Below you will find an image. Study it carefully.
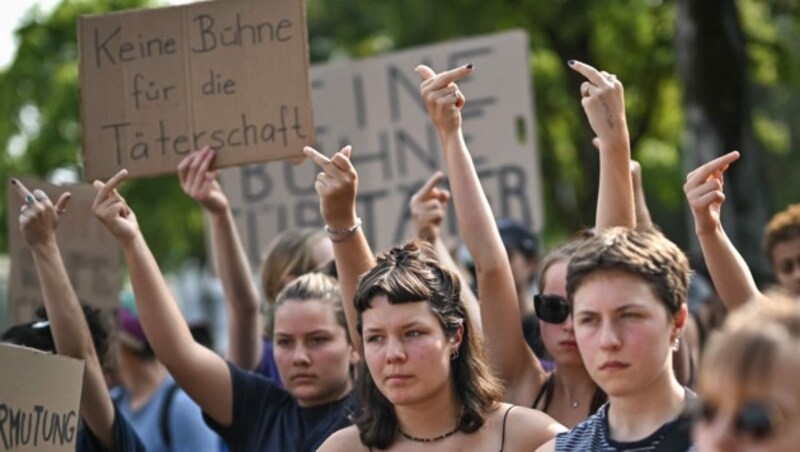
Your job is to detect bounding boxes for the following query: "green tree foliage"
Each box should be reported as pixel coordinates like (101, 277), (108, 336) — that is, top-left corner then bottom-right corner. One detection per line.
(0, 0), (205, 269)
(1, 0), (798, 275)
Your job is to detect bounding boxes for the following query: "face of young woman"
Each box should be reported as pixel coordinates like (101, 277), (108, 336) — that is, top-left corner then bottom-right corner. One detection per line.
(771, 237), (800, 297)
(361, 295), (458, 407)
(273, 300), (356, 407)
(695, 354), (800, 452)
(539, 260), (583, 366)
(571, 269), (682, 398)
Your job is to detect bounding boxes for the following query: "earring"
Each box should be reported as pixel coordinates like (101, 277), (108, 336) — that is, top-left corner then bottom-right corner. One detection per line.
(450, 349), (460, 361)
(672, 338), (681, 352)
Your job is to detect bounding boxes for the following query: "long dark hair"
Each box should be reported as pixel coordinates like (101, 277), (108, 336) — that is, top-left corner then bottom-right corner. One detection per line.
(352, 241), (502, 449)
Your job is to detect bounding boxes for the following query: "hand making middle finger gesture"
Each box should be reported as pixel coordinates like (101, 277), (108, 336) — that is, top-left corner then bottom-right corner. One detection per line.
(415, 64), (473, 137)
(12, 179), (71, 248)
(410, 171), (451, 243)
(304, 145), (358, 229)
(178, 146), (229, 214)
(569, 60), (629, 149)
(92, 169), (140, 245)
(683, 151), (740, 236)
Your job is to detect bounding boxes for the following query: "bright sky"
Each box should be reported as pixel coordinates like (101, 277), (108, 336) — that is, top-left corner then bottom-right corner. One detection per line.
(0, 0), (194, 69)
(0, 0), (60, 69)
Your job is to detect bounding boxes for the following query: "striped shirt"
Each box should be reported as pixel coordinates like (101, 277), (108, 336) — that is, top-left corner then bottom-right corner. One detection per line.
(554, 400), (696, 452)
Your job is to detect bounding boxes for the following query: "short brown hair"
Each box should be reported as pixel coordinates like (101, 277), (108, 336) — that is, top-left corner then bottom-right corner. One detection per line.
(764, 204), (800, 264)
(566, 227), (691, 316)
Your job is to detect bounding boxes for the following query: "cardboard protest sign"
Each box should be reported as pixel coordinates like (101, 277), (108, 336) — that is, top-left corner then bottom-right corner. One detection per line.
(6, 178), (121, 325)
(219, 30), (544, 268)
(79, 0), (314, 180)
(0, 344), (84, 451)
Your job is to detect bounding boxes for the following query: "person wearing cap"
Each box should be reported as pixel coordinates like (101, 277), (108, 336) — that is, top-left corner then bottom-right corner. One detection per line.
(497, 218), (549, 363)
(112, 297), (220, 451)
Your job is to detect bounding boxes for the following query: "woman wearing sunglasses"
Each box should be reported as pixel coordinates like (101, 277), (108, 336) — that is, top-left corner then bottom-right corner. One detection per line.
(531, 234), (608, 427)
(694, 295), (800, 451)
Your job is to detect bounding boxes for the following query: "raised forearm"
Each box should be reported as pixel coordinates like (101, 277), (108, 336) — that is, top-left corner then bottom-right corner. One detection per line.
(31, 241), (115, 448)
(208, 209), (262, 369)
(596, 138), (635, 230)
(332, 227), (375, 356)
(122, 234), (199, 371)
(697, 226), (761, 310)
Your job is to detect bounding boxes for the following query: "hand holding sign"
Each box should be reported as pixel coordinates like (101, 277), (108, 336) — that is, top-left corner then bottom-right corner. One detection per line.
(684, 151), (740, 236)
(12, 179), (72, 249)
(410, 171), (451, 243)
(178, 146), (229, 214)
(304, 145), (358, 229)
(415, 64), (473, 137)
(92, 169), (140, 245)
(569, 60), (628, 151)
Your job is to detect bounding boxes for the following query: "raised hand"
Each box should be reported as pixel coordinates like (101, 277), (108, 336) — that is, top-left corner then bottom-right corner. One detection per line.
(178, 146), (229, 214)
(684, 151), (740, 236)
(92, 169), (139, 244)
(415, 64), (473, 137)
(569, 60), (629, 149)
(410, 171), (451, 243)
(12, 179), (71, 248)
(304, 145), (358, 229)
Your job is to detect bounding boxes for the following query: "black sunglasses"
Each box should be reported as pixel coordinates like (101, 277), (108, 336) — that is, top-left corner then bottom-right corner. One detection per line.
(534, 294), (570, 324)
(697, 399), (784, 441)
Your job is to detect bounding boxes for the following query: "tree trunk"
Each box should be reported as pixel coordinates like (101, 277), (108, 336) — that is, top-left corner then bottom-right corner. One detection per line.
(676, 0), (771, 283)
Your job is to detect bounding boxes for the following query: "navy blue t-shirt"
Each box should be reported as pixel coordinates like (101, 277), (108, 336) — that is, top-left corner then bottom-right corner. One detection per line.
(76, 404), (145, 452)
(204, 362), (359, 452)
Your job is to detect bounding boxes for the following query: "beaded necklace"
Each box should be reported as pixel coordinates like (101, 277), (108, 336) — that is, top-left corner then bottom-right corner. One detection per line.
(399, 426), (460, 443)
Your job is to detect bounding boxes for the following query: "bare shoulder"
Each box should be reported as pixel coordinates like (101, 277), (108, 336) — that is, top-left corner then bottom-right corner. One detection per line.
(536, 438), (557, 452)
(498, 403), (567, 451)
(317, 426), (369, 452)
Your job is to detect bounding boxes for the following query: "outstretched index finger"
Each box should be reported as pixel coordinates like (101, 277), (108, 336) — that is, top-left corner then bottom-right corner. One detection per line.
(96, 169), (129, 200)
(689, 151), (740, 185)
(303, 146), (331, 169)
(418, 171), (444, 198)
(428, 64), (474, 90)
(568, 60), (608, 86)
(10, 178), (34, 202)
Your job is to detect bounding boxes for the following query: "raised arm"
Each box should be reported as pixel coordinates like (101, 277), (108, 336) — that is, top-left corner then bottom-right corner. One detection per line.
(630, 160), (654, 229)
(415, 64), (541, 403)
(684, 151), (761, 310)
(178, 147), (262, 370)
(305, 145), (374, 356)
(570, 60), (635, 230)
(92, 170), (234, 426)
(12, 180), (116, 448)
(410, 171), (482, 333)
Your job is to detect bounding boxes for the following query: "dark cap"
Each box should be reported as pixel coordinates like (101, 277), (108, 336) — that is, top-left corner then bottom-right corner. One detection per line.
(497, 218), (539, 259)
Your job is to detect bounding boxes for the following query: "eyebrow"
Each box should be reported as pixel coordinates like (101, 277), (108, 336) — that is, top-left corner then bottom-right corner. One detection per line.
(363, 320), (427, 334)
(575, 303), (647, 315)
(274, 329), (332, 337)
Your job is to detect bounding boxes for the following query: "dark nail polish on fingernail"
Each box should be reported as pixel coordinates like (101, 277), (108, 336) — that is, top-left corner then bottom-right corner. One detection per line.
(466, 63), (474, 69)
(10, 179), (17, 185)
(568, 60), (576, 66)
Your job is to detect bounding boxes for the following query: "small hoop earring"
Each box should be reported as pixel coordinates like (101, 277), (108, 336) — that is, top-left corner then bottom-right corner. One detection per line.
(451, 349), (460, 361)
(672, 338), (681, 353)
